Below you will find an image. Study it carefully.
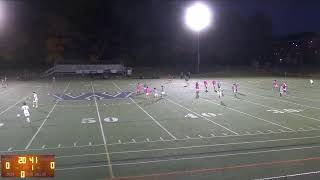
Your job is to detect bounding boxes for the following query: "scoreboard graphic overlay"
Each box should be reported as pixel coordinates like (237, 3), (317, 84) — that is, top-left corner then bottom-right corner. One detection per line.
(1, 155), (55, 178)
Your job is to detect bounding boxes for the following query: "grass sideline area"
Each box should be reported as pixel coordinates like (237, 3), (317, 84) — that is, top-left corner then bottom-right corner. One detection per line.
(0, 76), (320, 179)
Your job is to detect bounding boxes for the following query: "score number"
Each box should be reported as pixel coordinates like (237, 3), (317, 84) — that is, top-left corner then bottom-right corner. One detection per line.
(1, 155), (55, 178)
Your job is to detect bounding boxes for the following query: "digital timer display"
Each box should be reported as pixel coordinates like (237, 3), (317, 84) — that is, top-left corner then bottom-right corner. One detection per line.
(1, 155), (54, 178)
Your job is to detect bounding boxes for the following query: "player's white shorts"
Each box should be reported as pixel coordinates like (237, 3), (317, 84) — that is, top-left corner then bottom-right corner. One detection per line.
(33, 100), (38, 103)
(161, 91), (165, 95)
(24, 111), (30, 117)
(146, 92), (150, 96)
(154, 93), (159, 97)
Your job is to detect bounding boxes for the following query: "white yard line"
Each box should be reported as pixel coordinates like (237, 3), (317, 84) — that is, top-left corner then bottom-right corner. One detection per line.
(56, 164), (109, 171)
(165, 98), (239, 135)
(0, 87), (15, 96)
(227, 93), (320, 123)
(255, 170), (320, 180)
(112, 81), (176, 139)
(246, 80), (320, 102)
(55, 135), (320, 159)
(223, 81), (320, 124)
(202, 98), (294, 131)
(233, 82), (320, 110)
(91, 81), (115, 178)
(0, 88), (41, 116)
(56, 143), (320, 170)
(24, 82), (70, 150)
(287, 94), (320, 102)
(2, 127), (320, 153)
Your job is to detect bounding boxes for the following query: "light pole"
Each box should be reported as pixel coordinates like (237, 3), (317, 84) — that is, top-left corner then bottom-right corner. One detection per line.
(197, 32), (200, 73)
(185, 1), (212, 73)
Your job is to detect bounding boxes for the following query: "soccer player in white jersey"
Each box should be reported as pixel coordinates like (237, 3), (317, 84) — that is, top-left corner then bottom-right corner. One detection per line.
(310, 79), (314, 87)
(232, 83), (238, 96)
(21, 102), (31, 123)
(4, 76), (8, 87)
(1, 77), (4, 87)
(153, 88), (159, 98)
(161, 85), (166, 97)
(217, 81), (224, 99)
(33, 92), (38, 108)
(195, 82), (200, 98)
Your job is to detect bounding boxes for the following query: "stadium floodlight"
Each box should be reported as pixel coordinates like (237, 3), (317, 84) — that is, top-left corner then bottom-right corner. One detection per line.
(185, 2), (211, 32)
(185, 1), (212, 73)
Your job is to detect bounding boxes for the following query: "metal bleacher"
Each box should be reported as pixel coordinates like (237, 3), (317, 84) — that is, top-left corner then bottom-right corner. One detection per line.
(43, 64), (126, 77)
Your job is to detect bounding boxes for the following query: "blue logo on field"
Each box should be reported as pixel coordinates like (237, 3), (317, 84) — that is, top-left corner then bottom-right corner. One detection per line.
(53, 92), (133, 101)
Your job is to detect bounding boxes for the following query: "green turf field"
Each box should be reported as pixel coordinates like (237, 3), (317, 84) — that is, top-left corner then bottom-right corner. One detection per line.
(1, 76), (320, 180)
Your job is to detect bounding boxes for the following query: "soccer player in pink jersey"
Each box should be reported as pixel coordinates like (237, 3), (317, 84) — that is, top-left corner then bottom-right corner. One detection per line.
(204, 80), (208, 92)
(136, 83), (142, 94)
(212, 80), (216, 92)
(145, 86), (151, 96)
(282, 82), (287, 94)
(273, 80), (279, 89)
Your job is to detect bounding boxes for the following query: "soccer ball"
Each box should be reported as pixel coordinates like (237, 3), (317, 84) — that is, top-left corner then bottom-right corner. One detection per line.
(17, 114), (20, 117)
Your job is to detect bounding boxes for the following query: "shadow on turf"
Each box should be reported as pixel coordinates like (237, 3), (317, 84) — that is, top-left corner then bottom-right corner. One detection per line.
(237, 92), (246, 96)
(200, 97), (227, 107)
(220, 101), (227, 107)
(36, 109), (50, 115)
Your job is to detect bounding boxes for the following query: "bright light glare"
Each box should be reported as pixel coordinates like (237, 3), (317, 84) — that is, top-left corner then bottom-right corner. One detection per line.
(185, 2), (212, 32)
(0, 2), (3, 22)
(0, 1), (5, 27)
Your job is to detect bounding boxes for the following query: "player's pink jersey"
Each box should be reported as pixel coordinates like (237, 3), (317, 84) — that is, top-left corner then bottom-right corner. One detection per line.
(146, 87), (151, 94)
(204, 80), (208, 87)
(136, 83), (141, 92)
(273, 80), (278, 88)
(212, 80), (216, 86)
(283, 83), (287, 87)
(282, 83), (287, 90)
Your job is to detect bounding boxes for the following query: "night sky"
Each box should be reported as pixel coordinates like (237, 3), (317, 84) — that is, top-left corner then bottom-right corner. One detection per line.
(1, 0), (320, 36)
(1, 0), (320, 68)
(226, 0), (320, 35)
